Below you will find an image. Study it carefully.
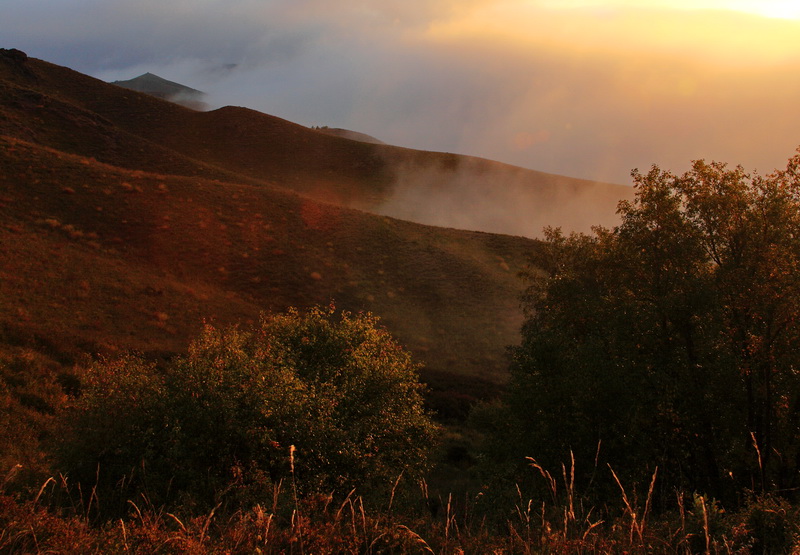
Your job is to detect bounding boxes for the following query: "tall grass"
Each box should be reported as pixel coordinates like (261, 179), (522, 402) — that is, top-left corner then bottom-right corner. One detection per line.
(4, 454), (798, 554)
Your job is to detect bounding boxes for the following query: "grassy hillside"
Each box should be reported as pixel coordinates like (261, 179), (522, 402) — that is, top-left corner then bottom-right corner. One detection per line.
(0, 49), (634, 392)
(0, 133), (531, 390)
(0, 49), (637, 410)
(0, 51), (633, 237)
(0, 51), (552, 386)
(4, 49), (797, 555)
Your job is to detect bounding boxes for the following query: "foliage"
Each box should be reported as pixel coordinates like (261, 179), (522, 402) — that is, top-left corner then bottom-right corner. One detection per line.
(0, 350), (66, 490)
(733, 494), (800, 554)
(55, 305), (438, 513)
(6, 470), (800, 553)
(501, 150), (800, 504)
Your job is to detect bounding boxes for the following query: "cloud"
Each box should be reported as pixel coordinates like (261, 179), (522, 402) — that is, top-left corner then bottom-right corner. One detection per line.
(3, 0), (800, 184)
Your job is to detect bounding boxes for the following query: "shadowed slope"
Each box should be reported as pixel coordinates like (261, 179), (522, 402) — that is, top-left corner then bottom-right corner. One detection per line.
(0, 53), (633, 237)
(0, 50), (634, 397)
(0, 136), (533, 390)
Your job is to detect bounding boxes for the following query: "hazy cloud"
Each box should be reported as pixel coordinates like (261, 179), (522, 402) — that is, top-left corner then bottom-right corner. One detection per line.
(3, 0), (800, 184)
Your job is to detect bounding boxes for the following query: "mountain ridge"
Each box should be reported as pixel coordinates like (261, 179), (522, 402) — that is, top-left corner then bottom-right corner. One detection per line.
(112, 72), (204, 97)
(0, 50), (630, 406)
(1, 52), (633, 237)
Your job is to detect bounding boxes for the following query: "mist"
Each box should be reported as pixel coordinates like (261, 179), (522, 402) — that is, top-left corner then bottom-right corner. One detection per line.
(3, 0), (800, 185)
(361, 152), (634, 238)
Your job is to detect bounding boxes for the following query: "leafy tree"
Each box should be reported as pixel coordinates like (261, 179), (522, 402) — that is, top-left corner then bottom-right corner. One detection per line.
(56, 305), (437, 512)
(502, 150), (800, 504)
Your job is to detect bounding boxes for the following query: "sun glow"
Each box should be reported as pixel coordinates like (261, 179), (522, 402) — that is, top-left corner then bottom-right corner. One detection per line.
(687, 1), (800, 19)
(750, 4), (800, 19)
(427, 0), (800, 67)
(534, 0), (800, 20)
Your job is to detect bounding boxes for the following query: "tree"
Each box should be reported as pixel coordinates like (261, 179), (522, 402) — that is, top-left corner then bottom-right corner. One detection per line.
(57, 305), (438, 512)
(503, 150), (800, 503)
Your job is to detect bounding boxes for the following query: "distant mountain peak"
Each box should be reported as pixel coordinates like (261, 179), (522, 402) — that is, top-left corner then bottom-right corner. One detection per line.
(111, 72), (206, 109)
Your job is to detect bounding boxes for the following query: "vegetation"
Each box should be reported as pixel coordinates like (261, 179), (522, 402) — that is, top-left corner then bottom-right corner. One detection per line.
(6, 153), (800, 552)
(496, 150), (800, 510)
(4, 50), (800, 551)
(55, 306), (438, 514)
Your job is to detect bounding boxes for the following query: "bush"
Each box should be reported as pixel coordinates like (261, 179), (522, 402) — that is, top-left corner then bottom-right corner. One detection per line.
(498, 149), (800, 504)
(55, 305), (438, 513)
(736, 495), (800, 554)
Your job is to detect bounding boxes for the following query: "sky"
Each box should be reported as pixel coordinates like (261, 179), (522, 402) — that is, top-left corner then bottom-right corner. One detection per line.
(4, 0), (800, 185)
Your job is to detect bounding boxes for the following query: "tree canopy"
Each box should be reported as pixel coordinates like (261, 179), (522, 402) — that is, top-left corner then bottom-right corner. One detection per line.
(504, 150), (800, 504)
(57, 305), (438, 512)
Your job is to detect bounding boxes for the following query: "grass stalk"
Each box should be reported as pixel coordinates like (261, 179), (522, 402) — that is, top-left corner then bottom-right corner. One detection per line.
(388, 471), (404, 515)
(396, 524), (435, 554)
(119, 518), (129, 551)
(700, 495), (711, 554)
(33, 477), (55, 506)
(608, 464), (637, 544)
(289, 444), (304, 555)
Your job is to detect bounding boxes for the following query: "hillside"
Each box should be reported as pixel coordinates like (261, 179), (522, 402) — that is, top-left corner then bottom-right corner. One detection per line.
(0, 50), (633, 237)
(0, 49), (635, 412)
(314, 126), (386, 144)
(0, 51), (557, 411)
(1, 133), (531, 391)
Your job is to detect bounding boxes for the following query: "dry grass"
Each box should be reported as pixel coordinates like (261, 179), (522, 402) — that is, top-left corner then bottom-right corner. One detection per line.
(0, 133), (533, 387)
(0, 50), (632, 393)
(10, 50), (779, 553)
(3, 458), (796, 554)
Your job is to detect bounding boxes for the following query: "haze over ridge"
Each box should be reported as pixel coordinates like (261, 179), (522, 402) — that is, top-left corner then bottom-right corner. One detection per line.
(0, 51), (544, 388)
(1, 51), (633, 237)
(3, 0), (799, 185)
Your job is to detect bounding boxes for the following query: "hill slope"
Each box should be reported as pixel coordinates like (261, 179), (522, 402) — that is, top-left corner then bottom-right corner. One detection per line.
(0, 50), (627, 408)
(0, 50), (633, 237)
(0, 136), (530, 397)
(314, 126), (386, 144)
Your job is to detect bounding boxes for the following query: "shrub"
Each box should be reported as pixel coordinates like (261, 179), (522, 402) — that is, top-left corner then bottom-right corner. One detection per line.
(501, 151), (800, 504)
(736, 495), (800, 554)
(55, 305), (438, 514)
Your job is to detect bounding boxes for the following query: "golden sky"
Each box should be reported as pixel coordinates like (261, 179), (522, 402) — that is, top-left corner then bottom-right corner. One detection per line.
(407, 0), (800, 181)
(536, 0), (800, 19)
(4, 0), (800, 184)
(427, 1), (800, 66)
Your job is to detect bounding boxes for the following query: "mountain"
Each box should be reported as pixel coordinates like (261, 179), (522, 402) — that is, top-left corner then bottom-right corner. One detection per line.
(111, 72), (207, 109)
(0, 49), (632, 413)
(0, 50), (633, 238)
